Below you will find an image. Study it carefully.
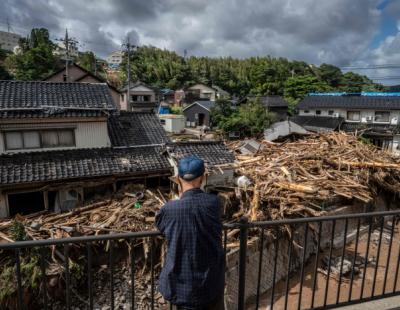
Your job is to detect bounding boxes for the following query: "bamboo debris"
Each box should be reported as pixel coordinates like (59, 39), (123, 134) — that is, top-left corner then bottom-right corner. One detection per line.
(225, 131), (400, 222)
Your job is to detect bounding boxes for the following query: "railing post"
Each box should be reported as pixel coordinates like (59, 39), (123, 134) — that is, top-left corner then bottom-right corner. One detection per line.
(238, 217), (249, 310)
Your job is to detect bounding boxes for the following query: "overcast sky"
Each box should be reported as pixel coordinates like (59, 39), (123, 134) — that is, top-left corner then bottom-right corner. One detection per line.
(1, 0), (400, 84)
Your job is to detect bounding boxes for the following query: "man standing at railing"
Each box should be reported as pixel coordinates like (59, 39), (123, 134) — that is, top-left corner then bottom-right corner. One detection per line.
(156, 156), (225, 310)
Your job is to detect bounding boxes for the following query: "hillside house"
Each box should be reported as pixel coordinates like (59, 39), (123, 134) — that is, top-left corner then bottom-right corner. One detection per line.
(0, 81), (234, 218)
(174, 83), (229, 106)
(295, 93), (400, 154)
(120, 81), (159, 112)
(44, 63), (121, 108)
(182, 101), (215, 127)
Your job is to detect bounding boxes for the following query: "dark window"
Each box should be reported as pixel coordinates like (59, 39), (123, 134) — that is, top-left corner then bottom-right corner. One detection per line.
(304, 110), (310, 114)
(8, 191), (45, 216)
(160, 119), (166, 125)
(375, 111), (390, 122)
(4, 129), (75, 150)
(41, 129), (75, 148)
(316, 110), (321, 115)
(328, 110), (334, 115)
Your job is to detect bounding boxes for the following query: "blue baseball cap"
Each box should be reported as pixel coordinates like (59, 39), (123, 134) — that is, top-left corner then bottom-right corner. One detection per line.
(178, 156), (205, 181)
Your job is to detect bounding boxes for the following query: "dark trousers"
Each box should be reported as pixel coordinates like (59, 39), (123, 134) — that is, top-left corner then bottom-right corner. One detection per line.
(173, 295), (225, 310)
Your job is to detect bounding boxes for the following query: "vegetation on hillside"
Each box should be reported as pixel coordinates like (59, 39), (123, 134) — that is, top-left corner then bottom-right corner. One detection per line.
(120, 46), (384, 103)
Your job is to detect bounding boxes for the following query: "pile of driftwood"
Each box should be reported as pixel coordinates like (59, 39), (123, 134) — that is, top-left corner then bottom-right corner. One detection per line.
(0, 184), (167, 242)
(223, 132), (400, 222)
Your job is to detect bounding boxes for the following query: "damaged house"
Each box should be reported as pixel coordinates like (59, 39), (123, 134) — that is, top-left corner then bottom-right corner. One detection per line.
(0, 81), (234, 218)
(294, 92), (400, 154)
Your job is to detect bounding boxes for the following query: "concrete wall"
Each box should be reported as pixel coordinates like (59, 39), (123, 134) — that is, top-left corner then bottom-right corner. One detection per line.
(0, 118), (110, 153)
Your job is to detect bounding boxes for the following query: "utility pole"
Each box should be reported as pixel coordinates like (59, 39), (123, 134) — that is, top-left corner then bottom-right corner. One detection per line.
(6, 18), (10, 32)
(65, 29), (69, 81)
(127, 37), (131, 111)
(123, 36), (136, 111)
(56, 29), (78, 82)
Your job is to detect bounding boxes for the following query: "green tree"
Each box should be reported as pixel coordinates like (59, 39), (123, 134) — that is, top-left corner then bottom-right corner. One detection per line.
(216, 99), (275, 137)
(6, 28), (59, 80)
(284, 75), (331, 112)
(210, 99), (235, 126)
(0, 48), (12, 79)
(76, 51), (105, 77)
(318, 63), (343, 88)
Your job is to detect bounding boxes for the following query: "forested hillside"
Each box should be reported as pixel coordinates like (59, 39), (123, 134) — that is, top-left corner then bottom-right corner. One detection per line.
(120, 46), (385, 105)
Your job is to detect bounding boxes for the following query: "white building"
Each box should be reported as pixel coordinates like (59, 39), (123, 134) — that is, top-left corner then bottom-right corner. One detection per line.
(159, 114), (186, 134)
(107, 51), (124, 68)
(0, 30), (21, 52)
(295, 93), (400, 154)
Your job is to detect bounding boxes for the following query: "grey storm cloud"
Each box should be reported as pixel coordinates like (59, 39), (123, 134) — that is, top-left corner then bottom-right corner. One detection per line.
(0, 0), (397, 70)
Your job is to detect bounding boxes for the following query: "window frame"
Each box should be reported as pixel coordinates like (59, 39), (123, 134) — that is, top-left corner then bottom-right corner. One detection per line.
(347, 110), (361, 122)
(374, 111), (390, 123)
(3, 129), (76, 151)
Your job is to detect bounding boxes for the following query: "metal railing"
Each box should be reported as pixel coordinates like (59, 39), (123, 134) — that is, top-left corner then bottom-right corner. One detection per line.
(1, 210), (400, 309)
(235, 210), (400, 310)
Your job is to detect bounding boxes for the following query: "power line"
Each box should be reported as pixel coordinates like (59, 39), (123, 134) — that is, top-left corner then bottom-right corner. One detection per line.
(369, 76), (400, 80)
(341, 64), (400, 70)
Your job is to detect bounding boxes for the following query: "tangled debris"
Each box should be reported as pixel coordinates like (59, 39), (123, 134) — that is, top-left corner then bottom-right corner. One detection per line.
(0, 184), (167, 242)
(224, 132), (400, 222)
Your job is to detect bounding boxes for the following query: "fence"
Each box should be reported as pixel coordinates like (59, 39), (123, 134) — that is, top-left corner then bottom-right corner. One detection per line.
(1, 210), (400, 309)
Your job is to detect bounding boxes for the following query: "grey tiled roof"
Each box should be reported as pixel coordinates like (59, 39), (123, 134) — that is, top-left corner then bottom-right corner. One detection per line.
(298, 95), (400, 110)
(183, 101), (216, 112)
(167, 141), (235, 166)
(108, 112), (171, 147)
(0, 80), (116, 118)
(0, 146), (172, 186)
(290, 115), (344, 131)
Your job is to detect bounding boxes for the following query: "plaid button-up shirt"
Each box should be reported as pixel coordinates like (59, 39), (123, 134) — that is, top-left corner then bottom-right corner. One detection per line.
(156, 188), (225, 308)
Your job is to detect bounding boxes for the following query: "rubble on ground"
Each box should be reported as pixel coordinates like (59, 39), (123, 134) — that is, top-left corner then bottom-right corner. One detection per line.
(0, 184), (167, 241)
(224, 131), (400, 222)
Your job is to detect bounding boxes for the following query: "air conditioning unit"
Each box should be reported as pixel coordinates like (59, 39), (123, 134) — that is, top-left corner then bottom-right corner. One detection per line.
(391, 118), (398, 125)
(361, 117), (367, 123)
(332, 113), (340, 118)
(366, 116), (373, 122)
